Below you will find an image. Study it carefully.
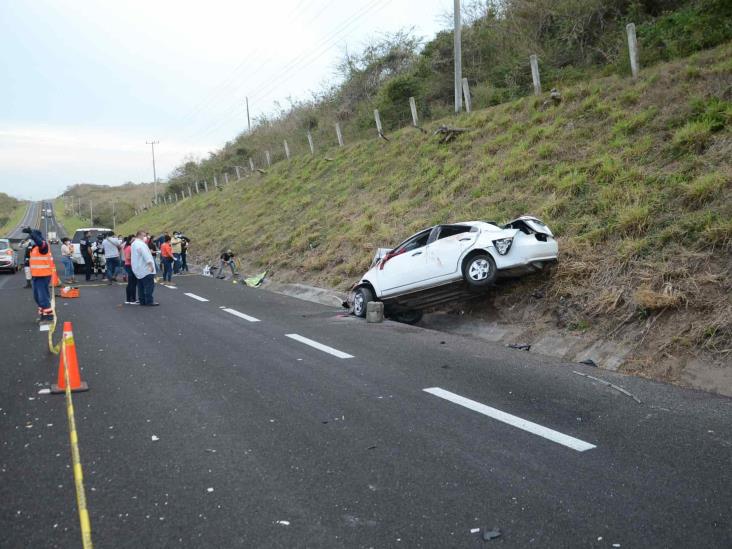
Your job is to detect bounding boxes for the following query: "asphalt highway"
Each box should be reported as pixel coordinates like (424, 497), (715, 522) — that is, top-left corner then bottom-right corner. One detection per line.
(1, 262), (730, 548)
(6, 201), (42, 241)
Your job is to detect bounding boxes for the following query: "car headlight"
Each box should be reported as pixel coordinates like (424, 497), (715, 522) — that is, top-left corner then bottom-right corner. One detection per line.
(493, 238), (513, 255)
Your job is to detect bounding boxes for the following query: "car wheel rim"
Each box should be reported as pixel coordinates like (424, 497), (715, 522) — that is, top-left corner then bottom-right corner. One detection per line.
(468, 259), (490, 281)
(354, 293), (364, 314)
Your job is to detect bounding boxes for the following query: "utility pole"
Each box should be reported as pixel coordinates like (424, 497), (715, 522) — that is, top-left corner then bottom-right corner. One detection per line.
(453, 0), (463, 113)
(146, 140), (160, 203)
(245, 97), (251, 133)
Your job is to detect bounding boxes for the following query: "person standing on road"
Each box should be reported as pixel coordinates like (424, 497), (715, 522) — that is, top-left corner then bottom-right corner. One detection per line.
(171, 232), (183, 274)
(123, 235), (137, 304)
(132, 230), (158, 306)
(179, 234), (190, 272)
(102, 233), (123, 284)
(60, 237), (75, 284)
(160, 235), (174, 284)
(22, 227), (54, 323)
(79, 231), (93, 282)
(22, 238), (33, 288)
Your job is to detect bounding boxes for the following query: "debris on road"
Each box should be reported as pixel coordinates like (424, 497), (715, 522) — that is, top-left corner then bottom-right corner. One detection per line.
(151, 435), (160, 442)
(573, 371), (642, 404)
(275, 520), (290, 526)
(578, 358), (598, 367)
(507, 343), (531, 351)
(482, 528), (502, 541)
(206, 487), (214, 493)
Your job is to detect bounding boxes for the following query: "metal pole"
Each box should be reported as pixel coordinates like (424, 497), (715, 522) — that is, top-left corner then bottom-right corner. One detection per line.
(246, 97), (251, 133)
(453, 0), (463, 113)
(146, 140), (159, 203)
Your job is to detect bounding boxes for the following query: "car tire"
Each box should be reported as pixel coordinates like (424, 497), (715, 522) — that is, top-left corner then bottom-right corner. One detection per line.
(463, 253), (497, 288)
(353, 286), (375, 318)
(392, 310), (423, 325)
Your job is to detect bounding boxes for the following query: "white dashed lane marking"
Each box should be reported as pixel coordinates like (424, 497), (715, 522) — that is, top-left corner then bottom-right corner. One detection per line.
(423, 387), (596, 452)
(285, 334), (354, 359)
(184, 292), (209, 302)
(222, 308), (260, 323)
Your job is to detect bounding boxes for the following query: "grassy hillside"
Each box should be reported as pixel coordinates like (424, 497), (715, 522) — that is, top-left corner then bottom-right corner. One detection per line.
(120, 43), (730, 381)
(59, 182), (156, 230)
(0, 193), (26, 236)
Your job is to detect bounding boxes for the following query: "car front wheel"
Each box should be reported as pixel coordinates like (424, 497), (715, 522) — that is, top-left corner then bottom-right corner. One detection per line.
(463, 254), (497, 287)
(353, 286), (375, 318)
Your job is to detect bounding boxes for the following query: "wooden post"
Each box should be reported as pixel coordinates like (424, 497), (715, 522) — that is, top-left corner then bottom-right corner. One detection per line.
(283, 140), (290, 160)
(265, 150), (271, 167)
(626, 23), (639, 78)
(307, 131), (314, 154)
(335, 122), (344, 147)
(224, 172), (229, 184)
(249, 158), (255, 172)
(461, 77), (472, 113)
(235, 166), (241, 180)
(409, 96), (419, 127)
(530, 54), (541, 96)
(374, 109), (383, 136)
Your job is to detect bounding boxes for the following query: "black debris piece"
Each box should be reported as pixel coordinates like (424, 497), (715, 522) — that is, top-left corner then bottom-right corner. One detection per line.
(367, 445), (377, 450)
(530, 289), (545, 299)
(579, 358), (598, 367)
(507, 343), (531, 351)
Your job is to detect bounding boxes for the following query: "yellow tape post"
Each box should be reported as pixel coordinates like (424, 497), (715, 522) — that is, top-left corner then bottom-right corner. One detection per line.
(61, 339), (94, 548)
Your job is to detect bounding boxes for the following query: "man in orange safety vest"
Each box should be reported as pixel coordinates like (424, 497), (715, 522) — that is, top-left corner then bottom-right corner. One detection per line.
(22, 227), (55, 323)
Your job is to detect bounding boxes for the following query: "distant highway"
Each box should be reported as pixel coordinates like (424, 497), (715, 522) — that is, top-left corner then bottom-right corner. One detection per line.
(6, 201), (41, 241)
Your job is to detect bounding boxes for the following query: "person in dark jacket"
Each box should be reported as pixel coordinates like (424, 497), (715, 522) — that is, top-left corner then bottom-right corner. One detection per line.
(79, 231), (93, 281)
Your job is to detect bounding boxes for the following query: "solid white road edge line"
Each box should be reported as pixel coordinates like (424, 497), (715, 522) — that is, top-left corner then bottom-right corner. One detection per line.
(423, 387), (596, 452)
(285, 334), (354, 359)
(222, 308), (260, 323)
(184, 292), (209, 302)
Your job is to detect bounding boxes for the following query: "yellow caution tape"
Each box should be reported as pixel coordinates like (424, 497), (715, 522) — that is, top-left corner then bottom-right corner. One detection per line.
(61, 339), (94, 548)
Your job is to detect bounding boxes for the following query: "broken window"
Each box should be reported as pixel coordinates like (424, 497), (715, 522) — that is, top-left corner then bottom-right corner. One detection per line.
(397, 229), (431, 253)
(436, 225), (474, 240)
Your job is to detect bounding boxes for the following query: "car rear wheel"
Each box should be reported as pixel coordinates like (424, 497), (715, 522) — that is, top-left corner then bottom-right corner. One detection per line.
(353, 286), (375, 318)
(463, 254), (497, 287)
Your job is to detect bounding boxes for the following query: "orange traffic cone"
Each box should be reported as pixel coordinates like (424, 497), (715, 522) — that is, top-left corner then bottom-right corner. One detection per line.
(51, 269), (60, 287)
(51, 322), (89, 393)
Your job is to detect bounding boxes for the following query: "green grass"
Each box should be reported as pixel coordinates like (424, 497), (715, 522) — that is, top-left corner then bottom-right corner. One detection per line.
(53, 198), (87, 235)
(121, 43), (732, 288)
(0, 202), (27, 237)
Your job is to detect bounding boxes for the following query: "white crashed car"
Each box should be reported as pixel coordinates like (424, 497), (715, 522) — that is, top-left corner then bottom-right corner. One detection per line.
(348, 216), (558, 323)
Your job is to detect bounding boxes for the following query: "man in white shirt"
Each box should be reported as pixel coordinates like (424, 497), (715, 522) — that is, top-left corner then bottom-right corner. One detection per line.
(102, 233), (123, 284)
(131, 230), (158, 306)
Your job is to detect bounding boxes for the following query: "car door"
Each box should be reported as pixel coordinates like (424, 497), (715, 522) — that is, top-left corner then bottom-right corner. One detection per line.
(377, 229), (432, 294)
(422, 224), (477, 282)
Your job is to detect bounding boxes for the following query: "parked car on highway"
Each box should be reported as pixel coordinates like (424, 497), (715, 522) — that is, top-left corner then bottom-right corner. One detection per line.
(347, 216), (558, 323)
(0, 239), (18, 273)
(70, 227), (113, 273)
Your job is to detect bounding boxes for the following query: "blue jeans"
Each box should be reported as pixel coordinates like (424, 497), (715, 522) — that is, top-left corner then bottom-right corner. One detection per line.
(61, 256), (74, 280)
(162, 258), (173, 282)
(106, 256), (120, 280)
(137, 274), (155, 305)
(125, 265), (137, 303)
(32, 276), (51, 310)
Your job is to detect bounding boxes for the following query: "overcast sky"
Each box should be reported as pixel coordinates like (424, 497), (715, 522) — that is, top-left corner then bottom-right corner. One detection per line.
(0, 0), (451, 200)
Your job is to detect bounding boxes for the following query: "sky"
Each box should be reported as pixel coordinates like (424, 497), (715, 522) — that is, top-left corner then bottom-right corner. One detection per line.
(0, 0), (451, 200)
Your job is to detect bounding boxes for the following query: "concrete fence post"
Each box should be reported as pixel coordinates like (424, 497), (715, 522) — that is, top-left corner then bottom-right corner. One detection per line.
(195, 182), (199, 194)
(265, 150), (271, 167)
(374, 109), (383, 136)
(335, 122), (344, 147)
(235, 166), (241, 180)
(224, 172), (229, 184)
(188, 187), (192, 198)
(249, 158), (255, 172)
(307, 131), (315, 154)
(461, 77), (472, 113)
(409, 96), (419, 127)
(283, 140), (290, 160)
(626, 23), (639, 78)
(204, 180), (209, 192)
(530, 54), (541, 96)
